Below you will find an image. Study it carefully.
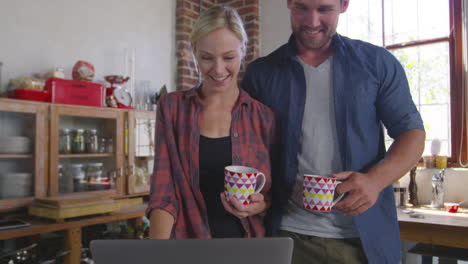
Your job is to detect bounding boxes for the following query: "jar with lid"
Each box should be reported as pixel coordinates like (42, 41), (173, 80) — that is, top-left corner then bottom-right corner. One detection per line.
(70, 163), (86, 192)
(54, 67), (65, 79)
(106, 138), (114, 153)
(59, 128), (72, 154)
(85, 129), (99, 153)
(86, 163), (104, 182)
(87, 163), (107, 190)
(59, 164), (74, 193)
(98, 138), (107, 153)
(72, 129), (85, 153)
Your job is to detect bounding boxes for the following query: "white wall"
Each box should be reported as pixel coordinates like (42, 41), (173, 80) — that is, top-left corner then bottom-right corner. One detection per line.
(400, 169), (468, 205)
(259, 0), (291, 56)
(0, 0), (176, 93)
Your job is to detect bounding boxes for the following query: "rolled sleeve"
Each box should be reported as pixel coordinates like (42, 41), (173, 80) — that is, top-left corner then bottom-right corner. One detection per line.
(376, 49), (424, 139)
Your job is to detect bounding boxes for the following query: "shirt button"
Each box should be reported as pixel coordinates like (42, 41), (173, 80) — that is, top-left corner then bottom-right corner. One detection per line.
(233, 132), (239, 137)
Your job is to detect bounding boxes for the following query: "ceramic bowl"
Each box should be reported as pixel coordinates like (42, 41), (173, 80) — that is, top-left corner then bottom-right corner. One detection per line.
(0, 136), (31, 154)
(444, 202), (460, 213)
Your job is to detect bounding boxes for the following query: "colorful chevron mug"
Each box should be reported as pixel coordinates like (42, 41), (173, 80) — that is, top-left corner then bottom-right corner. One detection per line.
(224, 165), (265, 205)
(303, 175), (344, 212)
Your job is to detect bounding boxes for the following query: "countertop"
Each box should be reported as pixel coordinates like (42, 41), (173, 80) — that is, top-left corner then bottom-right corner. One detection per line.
(398, 206), (468, 249)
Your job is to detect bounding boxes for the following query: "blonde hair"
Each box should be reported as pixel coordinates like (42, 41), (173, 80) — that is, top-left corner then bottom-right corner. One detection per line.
(190, 5), (248, 53)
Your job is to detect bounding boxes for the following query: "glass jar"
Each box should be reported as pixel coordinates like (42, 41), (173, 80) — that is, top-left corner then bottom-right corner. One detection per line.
(87, 163), (107, 191)
(106, 138), (114, 153)
(70, 163), (86, 192)
(72, 129), (85, 153)
(85, 129), (99, 153)
(59, 128), (72, 154)
(86, 162), (103, 182)
(98, 137), (107, 153)
(59, 164), (74, 194)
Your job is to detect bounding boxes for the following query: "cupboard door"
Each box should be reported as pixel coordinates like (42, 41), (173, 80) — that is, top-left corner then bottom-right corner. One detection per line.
(0, 99), (48, 212)
(49, 105), (125, 197)
(127, 110), (155, 195)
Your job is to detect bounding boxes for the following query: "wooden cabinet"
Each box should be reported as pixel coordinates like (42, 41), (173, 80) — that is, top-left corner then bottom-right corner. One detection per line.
(126, 110), (155, 195)
(49, 104), (126, 197)
(0, 98), (153, 211)
(0, 99), (48, 212)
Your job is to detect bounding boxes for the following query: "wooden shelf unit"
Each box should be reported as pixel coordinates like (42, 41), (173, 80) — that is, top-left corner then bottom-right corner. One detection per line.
(0, 204), (146, 264)
(0, 98), (152, 211)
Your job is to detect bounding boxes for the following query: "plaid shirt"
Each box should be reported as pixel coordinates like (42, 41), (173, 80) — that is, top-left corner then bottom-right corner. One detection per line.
(146, 86), (278, 238)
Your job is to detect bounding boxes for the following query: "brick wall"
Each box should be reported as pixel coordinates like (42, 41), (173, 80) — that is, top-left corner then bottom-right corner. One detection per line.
(175, 0), (260, 90)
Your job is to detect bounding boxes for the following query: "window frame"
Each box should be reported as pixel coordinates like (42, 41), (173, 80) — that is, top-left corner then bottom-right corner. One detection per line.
(381, 0), (464, 166)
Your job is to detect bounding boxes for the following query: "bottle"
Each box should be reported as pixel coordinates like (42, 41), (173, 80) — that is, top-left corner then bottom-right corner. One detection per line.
(408, 167), (419, 206)
(72, 129), (85, 153)
(431, 169), (445, 208)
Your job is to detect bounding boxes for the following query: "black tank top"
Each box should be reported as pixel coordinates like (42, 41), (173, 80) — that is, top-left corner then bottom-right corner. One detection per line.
(199, 135), (244, 238)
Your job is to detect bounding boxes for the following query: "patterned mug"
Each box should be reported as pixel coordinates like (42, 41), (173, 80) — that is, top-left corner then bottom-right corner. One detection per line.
(224, 165), (266, 205)
(303, 174), (345, 212)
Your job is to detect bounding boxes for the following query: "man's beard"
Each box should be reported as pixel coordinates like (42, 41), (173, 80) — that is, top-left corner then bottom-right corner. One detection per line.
(294, 25), (335, 50)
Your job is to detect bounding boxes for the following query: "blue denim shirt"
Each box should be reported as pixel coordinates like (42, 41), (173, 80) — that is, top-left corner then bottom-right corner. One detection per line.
(242, 34), (424, 264)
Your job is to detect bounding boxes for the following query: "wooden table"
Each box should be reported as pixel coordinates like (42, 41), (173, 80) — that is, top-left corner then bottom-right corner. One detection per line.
(398, 207), (468, 249)
(0, 204), (146, 264)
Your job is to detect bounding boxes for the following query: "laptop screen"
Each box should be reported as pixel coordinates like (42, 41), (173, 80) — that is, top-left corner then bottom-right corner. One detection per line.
(91, 237), (293, 264)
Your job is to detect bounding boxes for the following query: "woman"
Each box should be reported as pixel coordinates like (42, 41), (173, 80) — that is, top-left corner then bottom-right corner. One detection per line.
(146, 5), (278, 239)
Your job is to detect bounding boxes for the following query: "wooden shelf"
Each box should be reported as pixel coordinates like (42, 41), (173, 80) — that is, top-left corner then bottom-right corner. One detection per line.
(0, 154), (33, 159)
(0, 203), (146, 264)
(0, 203), (146, 240)
(59, 153), (113, 158)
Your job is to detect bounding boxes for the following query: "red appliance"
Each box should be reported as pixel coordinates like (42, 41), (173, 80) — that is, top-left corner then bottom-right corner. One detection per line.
(45, 78), (105, 107)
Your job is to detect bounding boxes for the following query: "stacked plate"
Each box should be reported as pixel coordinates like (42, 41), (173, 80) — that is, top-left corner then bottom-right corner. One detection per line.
(0, 136), (32, 154)
(0, 173), (33, 199)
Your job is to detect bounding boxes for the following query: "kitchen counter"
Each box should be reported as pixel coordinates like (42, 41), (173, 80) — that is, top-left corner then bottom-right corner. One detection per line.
(398, 207), (468, 249)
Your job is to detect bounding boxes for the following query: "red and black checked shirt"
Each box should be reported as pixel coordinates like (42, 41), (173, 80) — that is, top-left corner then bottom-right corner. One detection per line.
(146, 86), (278, 238)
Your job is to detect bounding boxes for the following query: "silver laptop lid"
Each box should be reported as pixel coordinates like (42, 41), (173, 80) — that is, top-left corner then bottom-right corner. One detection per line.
(90, 237), (293, 264)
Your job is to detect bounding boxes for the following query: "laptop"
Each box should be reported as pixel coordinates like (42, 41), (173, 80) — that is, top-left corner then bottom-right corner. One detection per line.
(90, 237), (294, 264)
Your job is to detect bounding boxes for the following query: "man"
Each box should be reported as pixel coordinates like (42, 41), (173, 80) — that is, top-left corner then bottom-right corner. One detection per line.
(241, 0), (425, 263)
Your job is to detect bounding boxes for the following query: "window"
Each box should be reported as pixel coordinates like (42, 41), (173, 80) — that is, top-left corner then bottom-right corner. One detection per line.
(338, 0), (464, 164)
